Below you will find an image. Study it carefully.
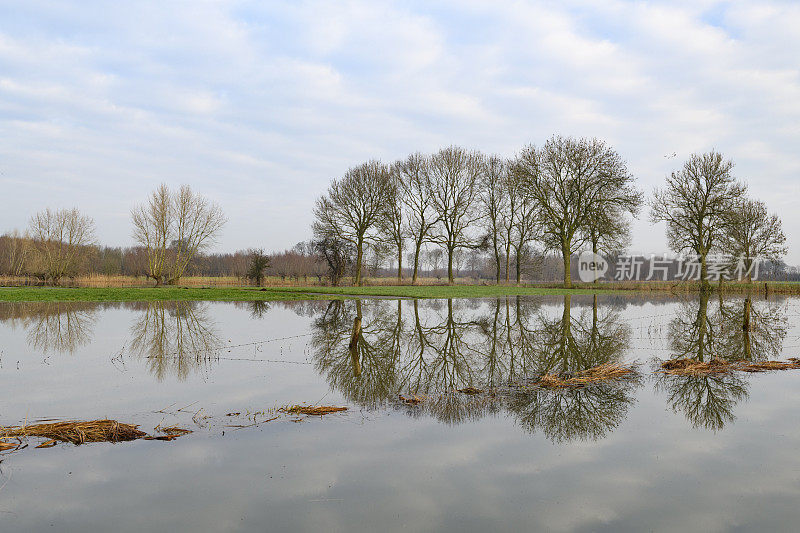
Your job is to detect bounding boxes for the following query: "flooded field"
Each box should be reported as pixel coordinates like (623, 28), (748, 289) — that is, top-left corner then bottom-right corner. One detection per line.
(2, 294), (800, 531)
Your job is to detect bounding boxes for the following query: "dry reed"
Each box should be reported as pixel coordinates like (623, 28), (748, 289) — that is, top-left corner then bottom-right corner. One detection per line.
(398, 394), (426, 405)
(660, 357), (800, 376)
(0, 419), (146, 445)
(537, 363), (637, 389)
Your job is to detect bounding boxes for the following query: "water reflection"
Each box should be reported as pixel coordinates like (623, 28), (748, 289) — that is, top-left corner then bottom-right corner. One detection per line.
(655, 293), (788, 430)
(0, 302), (97, 354)
(310, 296), (641, 441)
(128, 301), (222, 381)
(0, 294), (790, 436)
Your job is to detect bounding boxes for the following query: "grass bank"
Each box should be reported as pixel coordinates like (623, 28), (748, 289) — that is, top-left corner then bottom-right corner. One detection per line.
(0, 285), (626, 302)
(1, 281), (797, 302)
(0, 287), (337, 303)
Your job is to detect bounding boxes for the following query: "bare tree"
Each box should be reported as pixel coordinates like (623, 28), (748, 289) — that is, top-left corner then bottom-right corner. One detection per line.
(426, 146), (485, 283)
(426, 247), (444, 280)
(508, 168), (541, 284)
(515, 136), (636, 288)
(396, 153), (437, 284)
(28, 208), (96, 285)
(131, 184), (226, 286)
(584, 176), (642, 282)
(312, 161), (392, 286)
(313, 237), (354, 286)
(722, 198), (786, 282)
(650, 151), (746, 291)
(381, 166), (405, 282)
(479, 155), (511, 283)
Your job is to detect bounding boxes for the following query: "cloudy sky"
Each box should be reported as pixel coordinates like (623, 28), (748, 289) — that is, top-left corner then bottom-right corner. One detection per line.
(1, 0), (799, 262)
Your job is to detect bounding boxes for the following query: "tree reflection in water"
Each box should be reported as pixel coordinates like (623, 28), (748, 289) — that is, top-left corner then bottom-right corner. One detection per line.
(0, 301), (98, 354)
(129, 301), (222, 381)
(310, 295), (640, 441)
(655, 293), (787, 430)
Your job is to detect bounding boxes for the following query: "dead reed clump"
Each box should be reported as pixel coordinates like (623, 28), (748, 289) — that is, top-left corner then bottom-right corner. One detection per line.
(538, 374), (568, 388)
(537, 363), (637, 389)
(660, 357), (800, 375)
(398, 394), (426, 405)
(660, 358), (731, 376)
(281, 405), (348, 416)
(0, 419), (147, 445)
(735, 359), (800, 373)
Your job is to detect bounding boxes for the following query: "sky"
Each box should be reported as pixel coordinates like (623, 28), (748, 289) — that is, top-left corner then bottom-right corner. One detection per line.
(1, 0), (799, 262)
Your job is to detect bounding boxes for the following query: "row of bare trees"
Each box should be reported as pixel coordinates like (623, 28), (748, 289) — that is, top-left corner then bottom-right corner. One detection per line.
(312, 140), (788, 288)
(313, 136), (642, 287)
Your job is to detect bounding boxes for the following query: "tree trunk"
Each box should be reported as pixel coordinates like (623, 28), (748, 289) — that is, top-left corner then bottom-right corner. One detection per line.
(397, 248), (403, 283)
(562, 244), (572, 289)
(494, 244), (501, 284)
(592, 241), (599, 284)
(506, 245), (511, 283)
(412, 239), (422, 285)
(447, 248), (454, 284)
(355, 238), (364, 286)
(699, 252), (709, 293)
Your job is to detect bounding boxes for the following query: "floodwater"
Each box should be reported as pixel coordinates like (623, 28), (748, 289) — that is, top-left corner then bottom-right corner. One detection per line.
(1, 293), (800, 532)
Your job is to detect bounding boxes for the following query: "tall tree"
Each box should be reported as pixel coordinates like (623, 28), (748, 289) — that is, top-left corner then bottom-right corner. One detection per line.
(650, 151), (746, 291)
(479, 155), (511, 283)
(426, 146), (484, 283)
(381, 166), (405, 282)
(508, 168), (541, 284)
(722, 198), (786, 282)
(131, 184), (226, 286)
(511, 203), (541, 284)
(395, 153), (437, 284)
(28, 207), (96, 285)
(515, 136), (636, 288)
(312, 160), (392, 286)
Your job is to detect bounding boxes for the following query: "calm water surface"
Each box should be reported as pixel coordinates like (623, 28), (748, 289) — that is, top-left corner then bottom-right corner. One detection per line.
(1, 294), (800, 532)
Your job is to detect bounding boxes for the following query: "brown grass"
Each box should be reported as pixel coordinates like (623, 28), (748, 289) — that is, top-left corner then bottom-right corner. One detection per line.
(537, 363), (637, 389)
(738, 359), (800, 372)
(0, 419), (147, 445)
(281, 405), (348, 416)
(398, 394), (426, 405)
(660, 357), (800, 375)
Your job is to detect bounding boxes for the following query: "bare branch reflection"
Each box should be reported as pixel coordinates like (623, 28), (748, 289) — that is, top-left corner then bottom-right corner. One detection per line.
(0, 302), (98, 354)
(128, 301), (221, 381)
